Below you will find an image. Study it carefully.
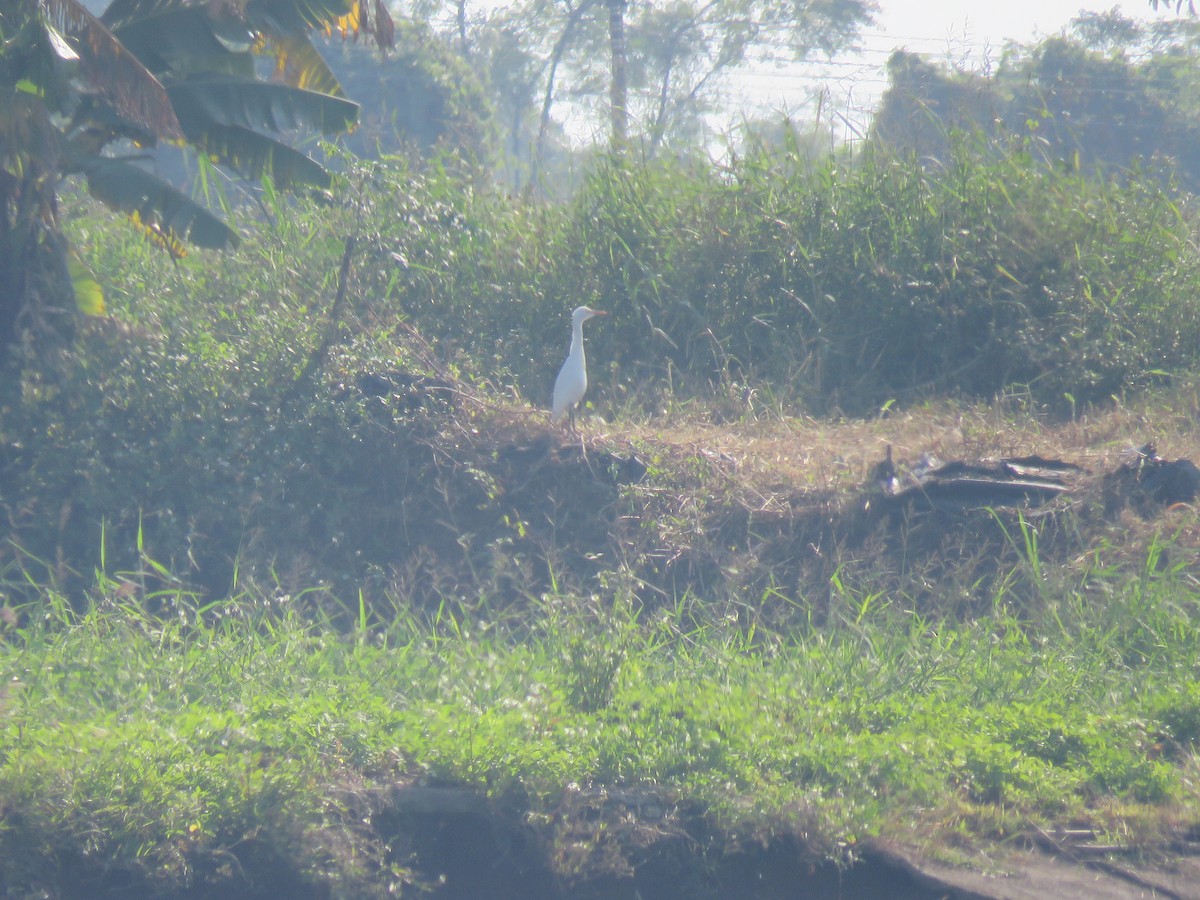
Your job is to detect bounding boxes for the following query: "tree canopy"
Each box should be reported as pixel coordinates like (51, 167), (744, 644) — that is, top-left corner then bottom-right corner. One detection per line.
(870, 16), (1200, 192)
(442, 0), (874, 187)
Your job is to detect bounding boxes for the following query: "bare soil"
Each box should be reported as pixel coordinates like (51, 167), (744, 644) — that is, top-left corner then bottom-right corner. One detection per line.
(58, 780), (1199, 898)
(371, 784), (1200, 899)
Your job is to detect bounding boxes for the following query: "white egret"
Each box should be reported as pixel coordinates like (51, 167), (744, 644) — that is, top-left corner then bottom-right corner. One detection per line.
(551, 305), (606, 429)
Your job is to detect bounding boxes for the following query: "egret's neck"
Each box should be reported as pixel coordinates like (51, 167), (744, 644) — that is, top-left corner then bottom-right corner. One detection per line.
(569, 319), (586, 357)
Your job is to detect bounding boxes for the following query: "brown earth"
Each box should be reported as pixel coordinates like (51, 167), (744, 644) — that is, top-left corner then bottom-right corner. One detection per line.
(370, 783), (1200, 899)
(64, 779), (1192, 898)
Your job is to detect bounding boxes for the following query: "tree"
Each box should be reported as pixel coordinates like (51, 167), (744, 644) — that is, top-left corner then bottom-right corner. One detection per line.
(471, 18), (547, 183)
(318, 23), (494, 162)
(0, 0), (394, 363)
(530, 0), (598, 182)
(1071, 8), (1144, 52)
(539, 0), (874, 158)
(735, 110), (843, 160)
(1150, 0), (1197, 13)
(607, 0), (628, 143)
(869, 33), (1200, 193)
(432, 0), (870, 187)
(868, 50), (998, 159)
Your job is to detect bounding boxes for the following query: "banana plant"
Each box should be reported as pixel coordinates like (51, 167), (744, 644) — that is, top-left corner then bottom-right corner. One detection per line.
(0, 0), (393, 357)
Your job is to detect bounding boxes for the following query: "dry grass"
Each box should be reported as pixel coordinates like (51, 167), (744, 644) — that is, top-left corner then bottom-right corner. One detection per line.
(596, 386), (1200, 493)
(497, 383), (1200, 627)
(238, 370), (1200, 632)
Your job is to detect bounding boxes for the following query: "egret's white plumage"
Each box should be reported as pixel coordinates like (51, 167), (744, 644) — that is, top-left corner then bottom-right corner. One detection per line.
(551, 305), (606, 428)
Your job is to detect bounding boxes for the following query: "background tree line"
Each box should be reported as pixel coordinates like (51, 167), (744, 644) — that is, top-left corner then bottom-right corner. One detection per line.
(871, 11), (1200, 192)
(336, 3), (1200, 194)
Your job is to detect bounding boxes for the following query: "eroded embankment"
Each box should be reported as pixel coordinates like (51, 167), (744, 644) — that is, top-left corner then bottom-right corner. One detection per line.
(110, 781), (1193, 899)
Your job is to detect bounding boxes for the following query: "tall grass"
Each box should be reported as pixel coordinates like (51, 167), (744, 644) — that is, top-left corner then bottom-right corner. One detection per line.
(68, 132), (1200, 419)
(540, 139), (1200, 416)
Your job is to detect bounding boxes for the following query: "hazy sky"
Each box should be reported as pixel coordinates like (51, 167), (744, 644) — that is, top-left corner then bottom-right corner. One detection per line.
(873, 0), (1161, 45)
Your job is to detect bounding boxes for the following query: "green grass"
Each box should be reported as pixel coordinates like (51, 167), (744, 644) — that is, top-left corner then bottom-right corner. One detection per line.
(2, 544), (1199, 893)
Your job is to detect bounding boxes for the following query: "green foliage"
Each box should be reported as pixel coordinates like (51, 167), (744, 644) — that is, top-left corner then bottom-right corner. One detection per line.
(498, 140), (1200, 416)
(873, 30), (1200, 193)
(5, 191), (379, 601)
(1148, 682), (1200, 751)
(0, 0), (393, 362)
(2, 551), (1199, 892)
(319, 143), (1200, 418)
(70, 133), (1200, 423)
